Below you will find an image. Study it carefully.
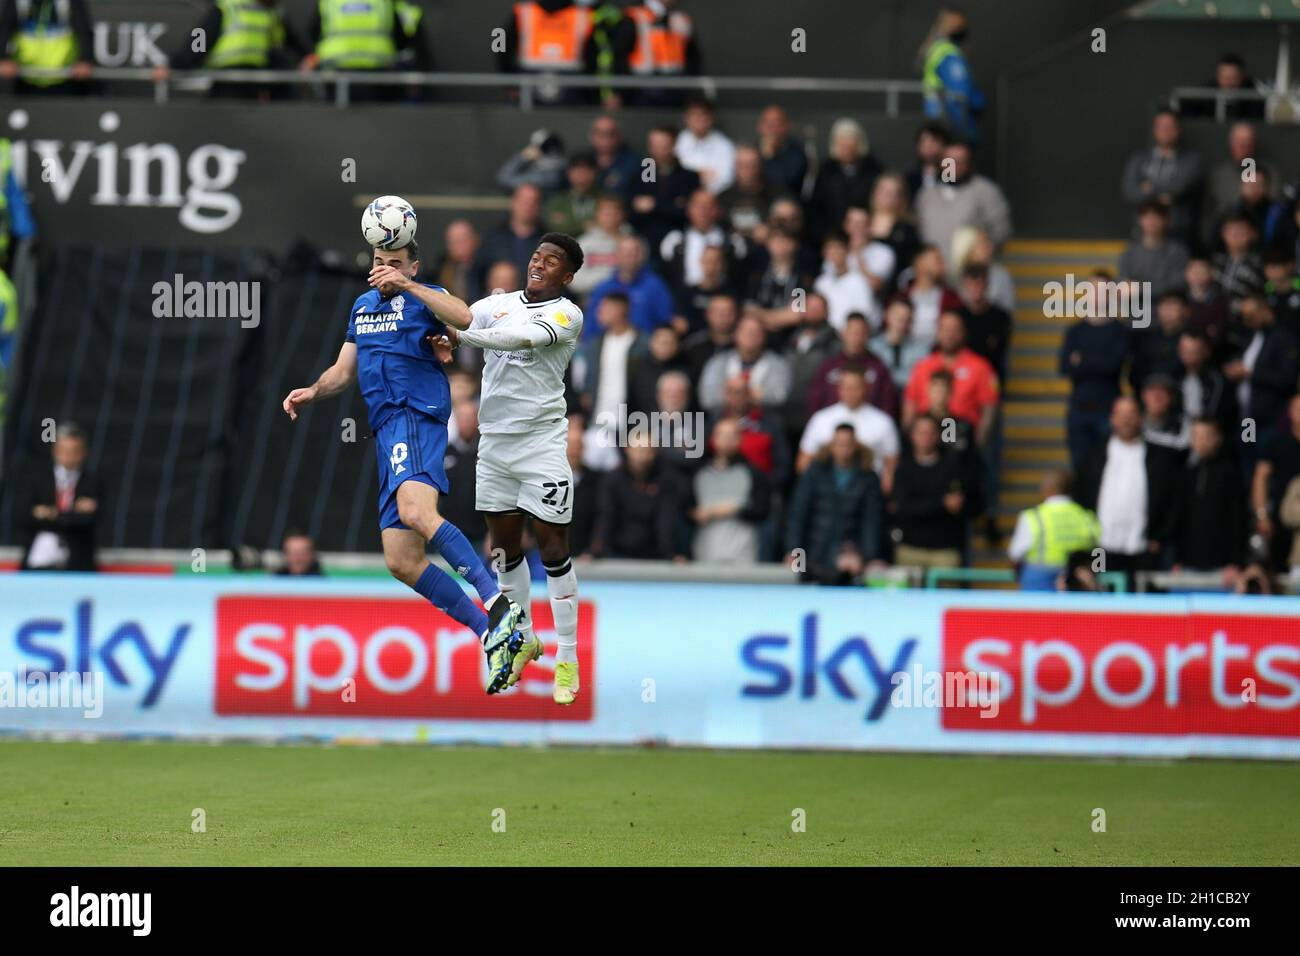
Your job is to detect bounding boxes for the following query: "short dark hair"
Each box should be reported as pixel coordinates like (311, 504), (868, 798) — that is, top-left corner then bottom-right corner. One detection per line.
(372, 239), (419, 261)
(1137, 198), (1169, 218)
(538, 232), (584, 274)
(684, 93), (715, 113)
(602, 290), (630, 311)
(929, 369), (955, 387)
(844, 311), (868, 326)
(916, 121), (951, 145)
(56, 422), (87, 443)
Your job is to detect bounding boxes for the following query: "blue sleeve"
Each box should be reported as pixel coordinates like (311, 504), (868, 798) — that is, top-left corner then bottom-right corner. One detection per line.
(6, 171), (35, 240)
(585, 285), (607, 340)
(346, 295), (365, 342)
(652, 277), (674, 327)
(936, 52), (983, 112)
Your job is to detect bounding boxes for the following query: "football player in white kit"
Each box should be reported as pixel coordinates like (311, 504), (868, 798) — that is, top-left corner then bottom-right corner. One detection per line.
(436, 234), (586, 704)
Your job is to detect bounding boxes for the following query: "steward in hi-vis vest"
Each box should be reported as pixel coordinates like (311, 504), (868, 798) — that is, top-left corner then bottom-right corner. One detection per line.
(0, 0), (94, 90)
(1008, 470), (1101, 591)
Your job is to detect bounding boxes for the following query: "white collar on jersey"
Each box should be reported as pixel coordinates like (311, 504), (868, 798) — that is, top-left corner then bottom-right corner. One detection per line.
(518, 291), (563, 308)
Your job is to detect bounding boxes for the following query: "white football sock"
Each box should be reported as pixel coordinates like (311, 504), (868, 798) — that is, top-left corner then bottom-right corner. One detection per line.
(544, 558), (579, 664)
(497, 554), (535, 640)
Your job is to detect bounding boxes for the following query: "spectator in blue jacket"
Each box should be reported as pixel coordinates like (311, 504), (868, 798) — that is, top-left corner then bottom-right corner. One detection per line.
(1060, 274), (1130, 468)
(784, 423), (885, 585)
(585, 234), (675, 338)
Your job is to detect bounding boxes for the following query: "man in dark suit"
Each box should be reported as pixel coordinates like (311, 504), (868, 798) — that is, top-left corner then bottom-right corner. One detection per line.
(1226, 294), (1300, 473)
(1073, 397), (1182, 587)
(20, 423), (102, 571)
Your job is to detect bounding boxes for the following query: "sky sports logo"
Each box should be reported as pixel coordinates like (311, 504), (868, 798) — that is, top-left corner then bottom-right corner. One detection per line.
(942, 609), (1300, 735)
(50, 886), (150, 936)
(214, 595), (594, 721)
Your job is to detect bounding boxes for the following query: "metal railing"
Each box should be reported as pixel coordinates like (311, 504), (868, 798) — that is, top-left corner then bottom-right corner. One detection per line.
(12, 65), (930, 112)
(924, 566), (1129, 592)
(1168, 85), (1270, 122)
(6, 545), (1289, 592)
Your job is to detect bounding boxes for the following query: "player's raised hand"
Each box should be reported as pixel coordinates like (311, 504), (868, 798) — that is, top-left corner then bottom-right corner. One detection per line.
(427, 334), (455, 364)
(282, 386), (317, 421)
(368, 265), (409, 297)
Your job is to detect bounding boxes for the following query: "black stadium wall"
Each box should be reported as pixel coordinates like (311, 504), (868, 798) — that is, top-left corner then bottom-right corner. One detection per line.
(57, 0), (1294, 240)
(5, 1), (1299, 554)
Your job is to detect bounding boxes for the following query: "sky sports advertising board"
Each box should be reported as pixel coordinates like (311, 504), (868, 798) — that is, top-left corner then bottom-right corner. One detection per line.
(0, 575), (1296, 758)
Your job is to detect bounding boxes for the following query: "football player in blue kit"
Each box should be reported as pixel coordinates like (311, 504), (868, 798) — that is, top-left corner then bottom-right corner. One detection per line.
(282, 240), (528, 694)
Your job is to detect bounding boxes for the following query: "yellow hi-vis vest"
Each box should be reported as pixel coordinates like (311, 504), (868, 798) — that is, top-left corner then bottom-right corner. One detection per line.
(209, 0), (285, 69)
(1023, 499), (1100, 568)
(0, 267), (15, 338)
(395, 0), (422, 39)
(13, 0), (79, 87)
(317, 0), (397, 70)
(0, 139), (11, 262)
(922, 37), (958, 96)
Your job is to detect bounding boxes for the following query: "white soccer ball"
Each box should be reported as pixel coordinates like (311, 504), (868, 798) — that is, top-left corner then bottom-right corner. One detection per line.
(362, 195), (418, 250)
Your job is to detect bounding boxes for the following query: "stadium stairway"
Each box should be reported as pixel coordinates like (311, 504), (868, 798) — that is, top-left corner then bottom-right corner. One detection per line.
(968, 239), (1125, 576)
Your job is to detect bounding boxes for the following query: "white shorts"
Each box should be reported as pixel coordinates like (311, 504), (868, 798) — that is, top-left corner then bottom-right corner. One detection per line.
(475, 418), (573, 525)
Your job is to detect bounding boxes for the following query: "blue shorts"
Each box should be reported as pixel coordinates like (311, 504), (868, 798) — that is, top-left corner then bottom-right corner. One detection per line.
(374, 409), (449, 531)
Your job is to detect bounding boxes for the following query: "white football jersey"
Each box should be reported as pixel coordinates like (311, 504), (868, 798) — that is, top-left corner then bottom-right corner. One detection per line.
(469, 291), (584, 435)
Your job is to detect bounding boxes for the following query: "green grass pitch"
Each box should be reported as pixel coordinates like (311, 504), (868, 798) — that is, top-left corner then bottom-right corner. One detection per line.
(0, 740), (1294, 866)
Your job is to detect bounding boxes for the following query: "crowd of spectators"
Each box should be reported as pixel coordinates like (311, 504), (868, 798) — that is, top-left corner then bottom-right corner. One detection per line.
(13, 2), (1300, 592)
(431, 103), (1015, 583)
(1059, 88), (1300, 590)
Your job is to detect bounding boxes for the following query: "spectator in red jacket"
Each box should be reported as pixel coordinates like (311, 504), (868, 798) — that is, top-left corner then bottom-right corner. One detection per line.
(903, 310), (999, 445)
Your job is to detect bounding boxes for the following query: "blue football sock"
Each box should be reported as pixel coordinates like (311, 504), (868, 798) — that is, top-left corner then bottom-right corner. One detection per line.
(414, 563), (488, 637)
(430, 521), (498, 604)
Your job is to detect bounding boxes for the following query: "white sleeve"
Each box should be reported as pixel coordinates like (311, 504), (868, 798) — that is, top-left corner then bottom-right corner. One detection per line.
(459, 303), (582, 352)
(877, 416), (900, 459)
(798, 412), (826, 454)
(468, 295), (497, 330)
(1007, 511), (1034, 562)
(533, 302), (583, 346)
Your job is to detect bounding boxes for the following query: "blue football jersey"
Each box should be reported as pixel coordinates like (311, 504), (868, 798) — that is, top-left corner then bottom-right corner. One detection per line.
(346, 284), (451, 431)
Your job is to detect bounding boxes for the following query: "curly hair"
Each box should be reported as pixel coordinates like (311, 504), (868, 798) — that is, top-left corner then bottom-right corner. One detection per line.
(538, 232), (584, 274)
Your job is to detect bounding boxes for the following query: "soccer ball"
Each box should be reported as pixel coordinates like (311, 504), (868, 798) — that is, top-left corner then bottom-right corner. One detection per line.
(362, 195), (418, 250)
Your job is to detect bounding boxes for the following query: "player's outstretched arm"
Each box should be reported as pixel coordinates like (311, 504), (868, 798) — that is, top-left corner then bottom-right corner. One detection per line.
(370, 266), (474, 330)
(283, 342), (357, 421)
(451, 324), (552, 352)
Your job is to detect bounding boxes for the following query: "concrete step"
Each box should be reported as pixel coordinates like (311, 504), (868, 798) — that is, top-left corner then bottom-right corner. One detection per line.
(1009, 329), (1064, 350)
(1003, 444), (1070, 465)
(1003, 421), (1067, 441)
(1009, 353), (1060, 374)
(1005, 378), (1070, 398)
(1003, 239), (1126, 259)
(1003, 400), (1067, 419)
(1007, 261), (1125, 279)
